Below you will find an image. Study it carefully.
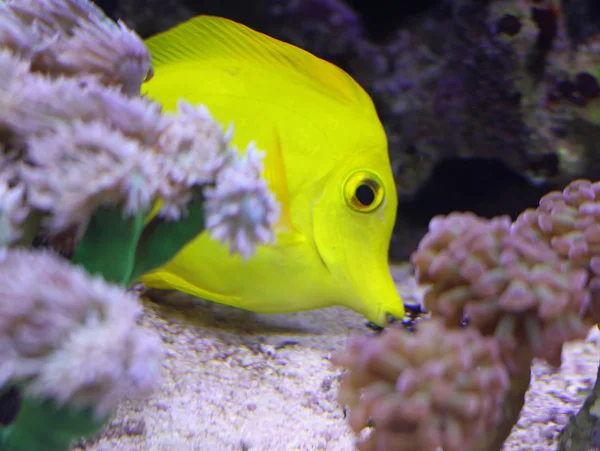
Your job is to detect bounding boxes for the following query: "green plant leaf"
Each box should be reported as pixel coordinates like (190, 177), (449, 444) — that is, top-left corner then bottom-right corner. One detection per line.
(71, 207), (145, 285)
(128, 193), (206, 284)
(0, 395), (106, 451)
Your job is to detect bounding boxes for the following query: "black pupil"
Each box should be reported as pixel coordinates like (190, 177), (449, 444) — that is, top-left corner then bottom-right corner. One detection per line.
(356, 183), (375, 206)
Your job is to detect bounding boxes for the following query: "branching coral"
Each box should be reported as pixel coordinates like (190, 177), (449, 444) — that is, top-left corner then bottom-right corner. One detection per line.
(0, 248), (162, 419)
(0, 248), (163, 450)
(412, 211), (591, 372)
(0, 0), (279, 260)
(22, 119), (161, 231)
(514, 180), (600, 303)
(205, 141), (280, 258)
(154, 101), (280, 251)
(332, 319), (509, 451)
(67, 1), (600, 448)
(335, 177), (600, 451)
(155, 102), (232, 216)
(0, 0), (281, 449)
(0, 0), (152, 94)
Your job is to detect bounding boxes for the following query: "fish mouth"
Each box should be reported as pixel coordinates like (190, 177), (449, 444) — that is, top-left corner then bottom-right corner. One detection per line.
(365, 321), (384, 333)
(365, 304), (427, 333)
(364, 312), (399, 332)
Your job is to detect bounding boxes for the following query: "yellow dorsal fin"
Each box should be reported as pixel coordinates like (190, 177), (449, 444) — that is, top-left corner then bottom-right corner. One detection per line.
(144, 15), (373, 110)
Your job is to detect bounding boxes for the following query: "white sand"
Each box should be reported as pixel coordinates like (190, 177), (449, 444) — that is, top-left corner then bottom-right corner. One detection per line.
(76, 264), (600, 451)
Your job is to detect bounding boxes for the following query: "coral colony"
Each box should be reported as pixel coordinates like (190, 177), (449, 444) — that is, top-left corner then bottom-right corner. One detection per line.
(2, 0), (600, 450)
(0, 0), (278, 449)
(333, 181), (600, 450)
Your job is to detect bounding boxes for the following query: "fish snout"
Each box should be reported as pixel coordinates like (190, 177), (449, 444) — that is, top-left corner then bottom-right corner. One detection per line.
(353, 269), (405, 328)
(377, 304), (405, 328)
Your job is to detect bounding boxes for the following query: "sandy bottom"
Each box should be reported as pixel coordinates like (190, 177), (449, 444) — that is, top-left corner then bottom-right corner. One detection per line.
(75, 264), (600, 451)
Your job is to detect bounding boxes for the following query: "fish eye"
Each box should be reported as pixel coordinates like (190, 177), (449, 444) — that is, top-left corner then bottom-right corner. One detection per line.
(344, 170), (385, 213)
(356, 184), (375, 206)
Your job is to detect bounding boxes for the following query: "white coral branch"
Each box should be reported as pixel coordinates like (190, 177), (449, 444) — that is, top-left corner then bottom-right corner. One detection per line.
(155, 101), (234, 220)
(2, 0), (152, 94)
(205, 141), (280, 260)
(0, 248), (163, 419)
(21, 119), (161, 232)
(0, 1), (279, 259)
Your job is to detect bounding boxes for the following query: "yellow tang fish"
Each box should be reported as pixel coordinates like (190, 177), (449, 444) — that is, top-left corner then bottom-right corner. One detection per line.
(139, 15), (404, 327)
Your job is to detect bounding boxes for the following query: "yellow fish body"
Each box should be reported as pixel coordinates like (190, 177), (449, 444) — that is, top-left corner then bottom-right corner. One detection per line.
(139, 16), (404, 326)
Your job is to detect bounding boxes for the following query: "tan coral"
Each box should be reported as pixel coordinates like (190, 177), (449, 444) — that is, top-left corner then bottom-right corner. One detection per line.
(332, 319), (509, 451)
(411, 212), (590, 372)
(514, 179), (600, 321)
(514, 179), (600, 266)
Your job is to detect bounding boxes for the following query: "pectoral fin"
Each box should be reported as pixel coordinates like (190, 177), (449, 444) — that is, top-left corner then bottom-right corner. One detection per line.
(262, 125), (305, 246)
(141, 268), (242, 306)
